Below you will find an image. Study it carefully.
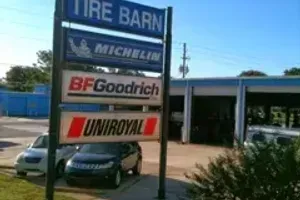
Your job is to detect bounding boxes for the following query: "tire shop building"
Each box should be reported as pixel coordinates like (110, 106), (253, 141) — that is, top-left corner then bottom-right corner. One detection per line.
(1, 76), (300, 147)
(169, 76), (300, 146)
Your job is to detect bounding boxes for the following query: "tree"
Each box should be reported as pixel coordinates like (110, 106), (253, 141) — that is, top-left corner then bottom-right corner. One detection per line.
(33, 50), (52, 73)
(33, 50), (105, 74)
(238, 70), (267, 77)
(33, 50), (147, 76)
(284, 67), (300, 76)
(6, 49), (147, 92)
(108, 68), (145, 76)
(6, 65), (49, 92)
(0, 78), (7, 89)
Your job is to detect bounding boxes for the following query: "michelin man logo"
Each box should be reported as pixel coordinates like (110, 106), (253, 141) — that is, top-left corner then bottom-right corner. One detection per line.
(68, 37), (92, 58)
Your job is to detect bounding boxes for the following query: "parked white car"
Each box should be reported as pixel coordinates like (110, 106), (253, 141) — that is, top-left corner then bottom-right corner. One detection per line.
(14, 132), (77, 177)
(244, 125), (300, 147)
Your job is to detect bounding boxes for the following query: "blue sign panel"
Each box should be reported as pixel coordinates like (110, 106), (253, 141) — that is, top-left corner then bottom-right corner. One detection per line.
(64, 28), (164, 72)
(64, 0), (166, 39)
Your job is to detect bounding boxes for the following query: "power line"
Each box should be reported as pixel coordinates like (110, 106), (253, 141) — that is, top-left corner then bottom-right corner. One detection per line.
(0, 62), (34, 66)
(0, 5), (271, 69)
(174, 40), (266, 64)
(0, 4), (288, 67)
(0, 5), (259, 63)
(0, 5), (53, 19)
(0, 32), (50, 43)
(0, 19), (52, 31)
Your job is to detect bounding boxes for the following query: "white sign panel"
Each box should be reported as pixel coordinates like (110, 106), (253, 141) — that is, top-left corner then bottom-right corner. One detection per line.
(59, 111), (160, 144)
(62, 70), (162, 106)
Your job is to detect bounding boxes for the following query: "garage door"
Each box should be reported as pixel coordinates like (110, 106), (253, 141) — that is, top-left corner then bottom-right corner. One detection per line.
(170, 87), (185, 96)
(193, 86), (237, 96)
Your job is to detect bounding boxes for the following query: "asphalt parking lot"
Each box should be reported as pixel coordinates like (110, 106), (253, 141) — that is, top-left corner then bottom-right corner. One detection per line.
(0, 117), (226, 199)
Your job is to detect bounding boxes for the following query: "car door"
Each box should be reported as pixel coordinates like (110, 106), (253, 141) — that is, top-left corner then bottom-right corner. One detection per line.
(58, 144), (77, 161)
(125, 142), (139, 169)
(128, 142), (140, 167)
(120, 143), (132, 171)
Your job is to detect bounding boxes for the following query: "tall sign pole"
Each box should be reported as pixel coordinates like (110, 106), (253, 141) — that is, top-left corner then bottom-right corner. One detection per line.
(45, 1), (172, 199)
(46, 0), (63, 199)
(158, 7), (173, 200)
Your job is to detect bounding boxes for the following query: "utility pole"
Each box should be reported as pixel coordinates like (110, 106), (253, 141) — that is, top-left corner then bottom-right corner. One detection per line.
(180, 43), (190, 78)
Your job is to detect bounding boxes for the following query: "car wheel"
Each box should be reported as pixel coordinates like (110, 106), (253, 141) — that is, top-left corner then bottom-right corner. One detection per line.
(65, 178), (76, 187)
(110, 169), (122, 188)
(56, 160), (65, 178)
(132, 158), (142, 176)
(16, 171), (27, 177)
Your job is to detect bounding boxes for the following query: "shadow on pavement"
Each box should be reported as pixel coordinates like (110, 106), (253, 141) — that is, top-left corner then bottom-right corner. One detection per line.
(10, 171), (189, 200)
(0, 141), (20, 151)
(110, 174), (190, 200)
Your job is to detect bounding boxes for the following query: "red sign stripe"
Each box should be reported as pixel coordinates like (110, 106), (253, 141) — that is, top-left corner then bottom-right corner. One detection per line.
(67, 117), (86, 138)
(143, 117), (158, 136)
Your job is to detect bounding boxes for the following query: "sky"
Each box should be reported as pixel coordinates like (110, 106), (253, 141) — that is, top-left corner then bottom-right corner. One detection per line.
(0, 0), (299, 78)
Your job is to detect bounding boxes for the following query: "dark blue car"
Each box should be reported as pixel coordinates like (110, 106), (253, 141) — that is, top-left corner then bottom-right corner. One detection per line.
(64, 142), (142, 188)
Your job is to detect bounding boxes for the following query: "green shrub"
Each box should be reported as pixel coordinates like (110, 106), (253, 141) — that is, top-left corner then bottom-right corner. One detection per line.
(186, 139), (300, 200)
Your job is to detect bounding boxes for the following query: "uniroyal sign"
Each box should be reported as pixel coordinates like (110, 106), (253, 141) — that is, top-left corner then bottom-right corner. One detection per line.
(62, 70), (162, 105)
(59, 112), (160, 144)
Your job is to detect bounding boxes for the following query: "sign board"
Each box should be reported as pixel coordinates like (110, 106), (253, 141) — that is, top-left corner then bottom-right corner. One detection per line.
(59, 111), (161, 144)
(62, 70), (162, 105)
(63, 0), (166, 39)
(64, 28), (164, 72)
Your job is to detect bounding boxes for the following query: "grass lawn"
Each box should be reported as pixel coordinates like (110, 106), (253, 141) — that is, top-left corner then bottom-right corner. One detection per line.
(0, 174), (76, 200)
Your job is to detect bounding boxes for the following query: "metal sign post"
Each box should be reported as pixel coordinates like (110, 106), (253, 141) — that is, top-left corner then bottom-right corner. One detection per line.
(46, 0), (63, 199)
(45, 1), (172, 200)
(158, 7), (173, 200)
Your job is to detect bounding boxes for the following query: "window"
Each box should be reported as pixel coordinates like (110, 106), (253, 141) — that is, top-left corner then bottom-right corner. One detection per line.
(31, 135), (49, 149)
(251, 133), (266, 143)
(79, 143), (120, 155)
(276, 137), (293, 146)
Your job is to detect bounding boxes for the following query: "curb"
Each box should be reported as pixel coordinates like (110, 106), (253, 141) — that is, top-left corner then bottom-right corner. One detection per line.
(55, 187), (104, 195)
(0, 165), (14, 170)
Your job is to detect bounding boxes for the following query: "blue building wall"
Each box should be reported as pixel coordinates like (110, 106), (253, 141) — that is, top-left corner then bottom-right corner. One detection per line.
(0, 92), (50, 117)
(34, 84), (51, 94)
(0, 85), (109, 117)
(1, 76), (300, 117)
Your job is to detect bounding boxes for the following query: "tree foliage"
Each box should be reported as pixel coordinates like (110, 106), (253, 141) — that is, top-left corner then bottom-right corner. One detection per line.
(186, 140), (300, 200)
(5, 49), (146, 92)
(238, 70), (267, 77)
(284, 67), (300, 76)
(32, 50), (105, 74)
(0, 78), (7, 89)
(6, 65), (49, 92)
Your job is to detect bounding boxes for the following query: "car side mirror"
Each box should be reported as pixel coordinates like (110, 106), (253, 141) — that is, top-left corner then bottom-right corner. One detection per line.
(121, 145), (129, 154)
(76, 146), (80, 151)
(27, 143), (31, 148)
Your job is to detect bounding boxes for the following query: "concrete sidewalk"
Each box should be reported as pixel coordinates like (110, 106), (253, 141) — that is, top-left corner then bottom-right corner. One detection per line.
(0, 117), (48, 123)
(110, 174), (189, 200)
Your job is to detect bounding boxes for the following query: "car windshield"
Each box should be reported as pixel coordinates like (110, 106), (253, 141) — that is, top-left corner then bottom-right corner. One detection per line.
(31, 135), (49, 149)
(276, 136), (295, 146)
(252, 133), (266, 143)
(79, 143), (120, 155)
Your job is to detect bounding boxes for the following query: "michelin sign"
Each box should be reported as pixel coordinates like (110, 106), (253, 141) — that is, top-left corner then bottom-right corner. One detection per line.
(64, 28), (164, 72)
(64, 0), (166, 38)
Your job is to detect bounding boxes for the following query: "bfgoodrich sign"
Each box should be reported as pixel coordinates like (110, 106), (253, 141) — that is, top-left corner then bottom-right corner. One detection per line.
(59, 111), (161, 144)
(62, 70), (162, 106)
(64, 28), (164, 72)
